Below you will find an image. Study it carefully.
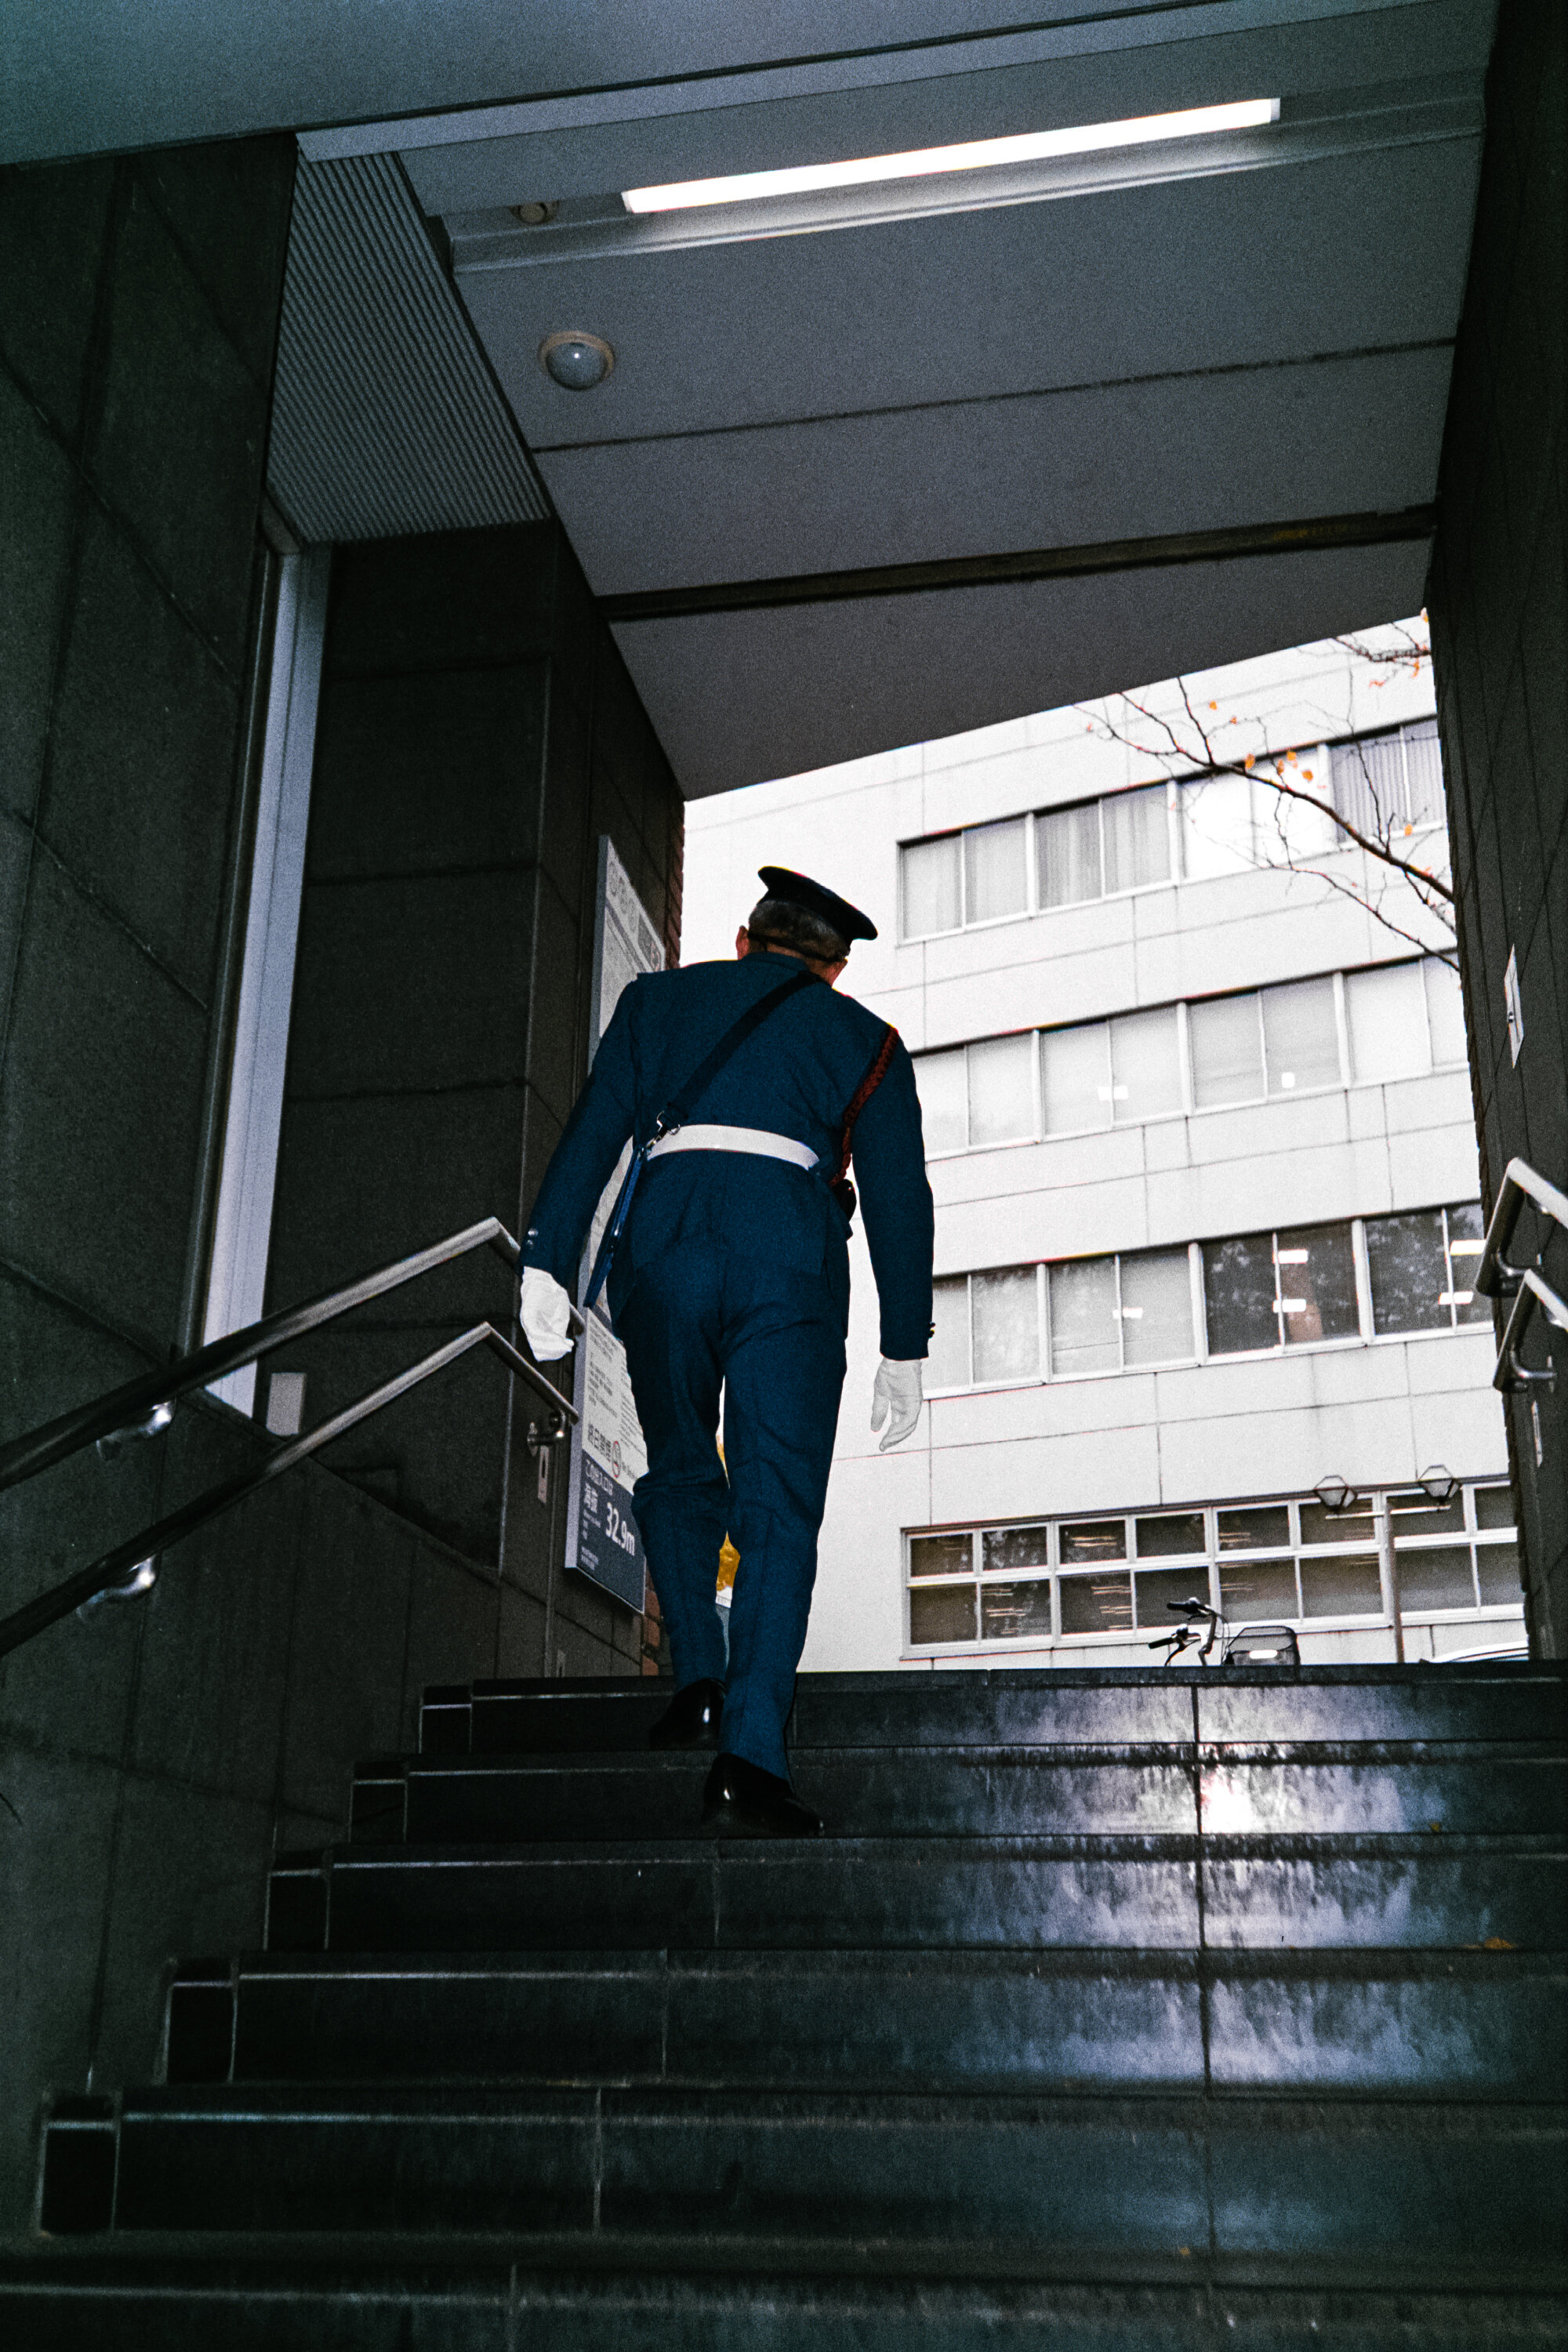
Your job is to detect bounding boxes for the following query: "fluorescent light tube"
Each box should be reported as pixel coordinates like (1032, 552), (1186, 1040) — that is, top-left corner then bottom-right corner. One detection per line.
(622, 100), (1280, 213)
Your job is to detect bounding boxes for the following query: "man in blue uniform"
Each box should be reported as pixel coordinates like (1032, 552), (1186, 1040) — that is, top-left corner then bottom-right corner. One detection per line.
(520, 868), (934, 1836)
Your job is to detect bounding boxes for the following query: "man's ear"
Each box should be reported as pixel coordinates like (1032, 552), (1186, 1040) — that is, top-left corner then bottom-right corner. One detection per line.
(735, 926), (752, 959)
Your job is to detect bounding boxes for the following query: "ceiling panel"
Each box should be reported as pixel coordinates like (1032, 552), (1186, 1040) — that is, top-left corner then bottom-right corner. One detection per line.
(5, 0), (1092, 165)
(536, 345), (1453, 593)
(399, 0), (1490, 211)
(458, 136), (1480, 449)
(612, 538), (1433, 795)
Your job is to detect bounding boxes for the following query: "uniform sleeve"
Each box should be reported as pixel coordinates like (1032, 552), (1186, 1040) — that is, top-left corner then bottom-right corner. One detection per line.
(849, 1035), (935, 1360)
(520, 984), (640, 1289)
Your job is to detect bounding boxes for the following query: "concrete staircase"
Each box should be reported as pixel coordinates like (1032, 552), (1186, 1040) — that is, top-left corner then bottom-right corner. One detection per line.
(5, 1664), (1566, 2346)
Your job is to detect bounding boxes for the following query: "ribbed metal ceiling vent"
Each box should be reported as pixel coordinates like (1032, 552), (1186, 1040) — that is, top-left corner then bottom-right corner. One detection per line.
(267, 152), (550, 543)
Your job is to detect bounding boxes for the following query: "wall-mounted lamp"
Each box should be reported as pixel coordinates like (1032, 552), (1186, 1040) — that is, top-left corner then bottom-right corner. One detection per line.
(1418, 1464), (1461, 1507)
(1313, 1474), (1359, 1515)
(539, 330), (615, 390)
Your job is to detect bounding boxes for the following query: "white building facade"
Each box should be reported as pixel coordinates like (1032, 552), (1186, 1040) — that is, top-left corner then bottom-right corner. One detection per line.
(682, 626), (1523, 1675)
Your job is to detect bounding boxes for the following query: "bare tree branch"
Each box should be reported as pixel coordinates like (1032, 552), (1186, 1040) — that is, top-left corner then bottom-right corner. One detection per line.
(1076, 653), (1456, 966)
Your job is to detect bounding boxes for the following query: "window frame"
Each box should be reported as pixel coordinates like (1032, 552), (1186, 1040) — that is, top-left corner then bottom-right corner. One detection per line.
(899, 782), (1184, 943)
(924, 1204), (1485, 1398)
(913, 954), (1458, 1160)
(903, 1481), (1518, 1659)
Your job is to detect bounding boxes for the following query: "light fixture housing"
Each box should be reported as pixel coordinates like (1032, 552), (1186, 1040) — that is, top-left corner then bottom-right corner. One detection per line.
(539, 329), (615, 390)
(1313, 1474), (1358, 1515)
(622, 99), (1280, 213)
(1418, 1464), (1461, 1508)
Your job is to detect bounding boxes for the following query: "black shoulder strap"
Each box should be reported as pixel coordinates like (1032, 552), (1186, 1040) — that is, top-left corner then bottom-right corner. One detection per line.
(584, 965), (818, 1310)
(653, 967), (816, 1138)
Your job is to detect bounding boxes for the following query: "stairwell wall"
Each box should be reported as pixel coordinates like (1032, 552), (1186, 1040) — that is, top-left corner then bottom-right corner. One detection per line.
(0, 146), (681, 2237)
(263, 521), (684, 1674)
(1427, 0), (1567, 1654)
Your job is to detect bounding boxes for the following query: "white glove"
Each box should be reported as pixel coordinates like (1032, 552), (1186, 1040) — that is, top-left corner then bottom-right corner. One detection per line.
(521, 1266), (573, 1362)
(870, 1357), (924, 1451)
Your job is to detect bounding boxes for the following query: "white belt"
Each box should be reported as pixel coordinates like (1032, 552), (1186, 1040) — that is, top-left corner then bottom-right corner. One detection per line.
(645, 1123), (818, 1171)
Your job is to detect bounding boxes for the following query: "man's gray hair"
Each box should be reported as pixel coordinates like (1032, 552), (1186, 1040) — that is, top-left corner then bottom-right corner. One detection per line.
(746, 893), (850, 964)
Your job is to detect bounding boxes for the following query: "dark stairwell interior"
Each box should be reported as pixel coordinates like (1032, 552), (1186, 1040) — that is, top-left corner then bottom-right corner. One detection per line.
(0, 0), (1563, 2334)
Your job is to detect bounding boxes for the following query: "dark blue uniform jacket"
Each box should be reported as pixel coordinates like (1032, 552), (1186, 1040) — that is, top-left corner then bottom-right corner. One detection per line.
(522, 949), (935, 1361)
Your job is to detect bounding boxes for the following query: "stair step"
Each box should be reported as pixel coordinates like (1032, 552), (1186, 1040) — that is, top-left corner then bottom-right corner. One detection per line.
(38, 2085), (1567, 2281)
(4, 2246), (1565, 2352)
(163, 1945), (1568, 2103)
(421, 1666), (1568, 1757)
(267, 1835), (1567, 1957)
(354, 1742), (1566, 1845)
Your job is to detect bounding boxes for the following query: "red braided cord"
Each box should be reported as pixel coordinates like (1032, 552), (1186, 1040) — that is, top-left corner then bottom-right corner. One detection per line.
(833, 1025), (898, 1185)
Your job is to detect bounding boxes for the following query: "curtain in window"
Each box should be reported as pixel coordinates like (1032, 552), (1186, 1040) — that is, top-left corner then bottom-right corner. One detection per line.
(1189, 993), (1265, 1107)
(1179, 775), (1254, 876)
(1402, 719), (1444, 827)
(901, 836), (961, 938)
(927, 1276), (972, 1385)
(972, 1266), (1040, 1381)
(1040, 1022), (1112, 1134)
(1332, 731), (1406, 838)
(1049, 1258), (1120, 1376)
(1037, 801), (1102, 908)
(1261, 977), (1341, 1094)
(967, 1033), (1035, 1147)
(1119, 1249), (1195, 1367)
(1102, 784), (1170, 892)
(1345, 962), (1428, 1081)
(913, 1049), (967, 1153)
(1266, 763), (1339, 862)
(1109, 1007), (1182, 1122)
(963, 816), (1028, 924)
(1423, 958), (1467, 1066)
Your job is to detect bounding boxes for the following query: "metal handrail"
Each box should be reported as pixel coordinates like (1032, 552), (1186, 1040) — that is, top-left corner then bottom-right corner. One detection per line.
(1473, 1157), (1568, 1396)
(0, 1321), (575, 1660)
(1494, 1269), (1568, 1396)
(0, 1218), (583, 1660)
(1474, 1157), (1568, 1298)
(0, 1217), (572, 1495)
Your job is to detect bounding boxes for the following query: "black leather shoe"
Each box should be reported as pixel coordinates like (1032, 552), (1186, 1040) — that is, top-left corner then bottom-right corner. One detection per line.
(702, 1751), (823, 1838)
(648, 1679), (724, 1751)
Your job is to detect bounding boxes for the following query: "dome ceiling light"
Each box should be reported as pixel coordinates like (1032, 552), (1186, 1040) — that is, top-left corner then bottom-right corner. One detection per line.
(539, 329), (615, 390)
(621, 99), (1279, 214)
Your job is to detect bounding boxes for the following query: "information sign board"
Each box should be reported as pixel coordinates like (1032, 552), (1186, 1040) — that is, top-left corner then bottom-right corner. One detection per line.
(563, 838), (663, 1608)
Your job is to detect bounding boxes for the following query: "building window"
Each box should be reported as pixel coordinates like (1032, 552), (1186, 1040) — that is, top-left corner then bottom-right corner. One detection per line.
(902, 782), (1175, 939)
(1345, 960), (1432, 1083)
(905, 1483), (1517, 1656)
(1330, 717), (1444, 838)
(927, 1203), (1482, 1394)
(1202, 1222), (1359, 1356)
(901, 833), (962, 939)
(964, 816), (1029, 924)
(899, 720), (1443, 944)
(1363, 1203), (1490, 1333)
(914, 954), (1463, 1156)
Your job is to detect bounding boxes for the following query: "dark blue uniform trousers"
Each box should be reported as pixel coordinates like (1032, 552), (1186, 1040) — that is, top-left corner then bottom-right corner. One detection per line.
(618, 1241), (848, 1780)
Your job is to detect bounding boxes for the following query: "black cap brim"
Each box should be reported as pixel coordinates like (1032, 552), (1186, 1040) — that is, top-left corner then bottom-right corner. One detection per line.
(757, 866), (877, 943)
